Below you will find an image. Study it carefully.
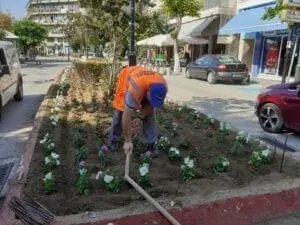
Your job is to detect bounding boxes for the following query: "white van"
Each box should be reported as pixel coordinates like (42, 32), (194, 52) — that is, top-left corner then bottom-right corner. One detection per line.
(0, 41), (23, 120)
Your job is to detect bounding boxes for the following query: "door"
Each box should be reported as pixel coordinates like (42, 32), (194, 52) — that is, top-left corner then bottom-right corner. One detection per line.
(191, 57), (209, 79)
(0, 48), (14, 106)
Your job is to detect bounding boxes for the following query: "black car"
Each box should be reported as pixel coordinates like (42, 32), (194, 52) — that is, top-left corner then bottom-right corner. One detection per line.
(186, 55), (250, 84)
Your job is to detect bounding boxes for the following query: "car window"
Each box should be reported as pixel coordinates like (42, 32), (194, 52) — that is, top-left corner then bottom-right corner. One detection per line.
(216, 55), (241, 64)
(195, 57), (208, 65)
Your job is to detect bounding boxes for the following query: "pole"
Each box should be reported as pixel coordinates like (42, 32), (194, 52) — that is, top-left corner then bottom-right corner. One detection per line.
(128, 0), (136, 66)
(282, 26), (294, 84)
(287, 36), (299, 83)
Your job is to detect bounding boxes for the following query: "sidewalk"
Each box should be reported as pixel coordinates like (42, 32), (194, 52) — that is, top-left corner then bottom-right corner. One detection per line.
(164, 74), (300, 153)
(257, 213), (300, 225)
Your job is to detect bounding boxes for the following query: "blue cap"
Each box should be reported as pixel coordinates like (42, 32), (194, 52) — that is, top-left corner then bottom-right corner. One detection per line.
(149, 83), (167, 108)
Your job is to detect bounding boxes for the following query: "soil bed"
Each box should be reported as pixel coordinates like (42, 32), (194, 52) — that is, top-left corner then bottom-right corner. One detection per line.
(24, 68), (300, 216)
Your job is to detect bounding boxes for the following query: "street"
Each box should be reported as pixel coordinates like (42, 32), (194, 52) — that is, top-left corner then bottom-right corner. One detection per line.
(165, 75), (300, 152)
(0, 63), (70, 177)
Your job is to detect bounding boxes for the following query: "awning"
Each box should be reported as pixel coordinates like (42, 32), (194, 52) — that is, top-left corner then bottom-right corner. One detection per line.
(179, 16), (217, 38)
(137, 34), (208, 47)
(219, 4), (288, 35)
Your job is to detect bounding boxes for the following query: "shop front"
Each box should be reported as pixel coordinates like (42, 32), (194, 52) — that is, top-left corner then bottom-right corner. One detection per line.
(219, 2), (289, 80)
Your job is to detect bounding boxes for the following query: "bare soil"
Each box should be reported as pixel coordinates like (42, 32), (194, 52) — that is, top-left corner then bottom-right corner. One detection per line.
(24, 69), (300, 216)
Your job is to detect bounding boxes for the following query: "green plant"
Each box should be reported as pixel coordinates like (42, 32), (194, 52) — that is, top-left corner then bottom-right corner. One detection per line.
(40, 134), (55, 155)
(138, 163), (151, 187)
(187, 110), (199, 121)
(230, 140), (244, 155)
(50, 114), (59, 127)
(206, 127), (213, 138)
(98, 146), (112, 162)
(181, 157), (195, 181)
(73, 132), (85, 148)
(44, 152), (60, 170)
(43, 172), (55, 194)
(205, 114), (215, 126)
(103, 173), (121, 193)
(236, 131), (250, 145)
(249, 149), (272, 167)
(156, 136), (171, 152)
(76, 146), (88, 161)
(213, 156), (230, 174)
(76, 168), (90, 196)
(168, 147), (181, 160)
(132, 136), (144, 152)
(218, 122), (231, 143)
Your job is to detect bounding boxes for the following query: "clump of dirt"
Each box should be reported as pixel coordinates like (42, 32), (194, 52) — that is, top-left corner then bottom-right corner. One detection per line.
(24, 69), (300, 216)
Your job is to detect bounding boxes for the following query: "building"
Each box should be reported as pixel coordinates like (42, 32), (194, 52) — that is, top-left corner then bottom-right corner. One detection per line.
(26, 0), (80, 56)
(219, 0), (295, 81)
(163, 0), (238, 61)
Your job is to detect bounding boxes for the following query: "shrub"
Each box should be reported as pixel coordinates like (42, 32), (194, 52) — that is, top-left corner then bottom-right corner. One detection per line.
(73, 60), (116, 95)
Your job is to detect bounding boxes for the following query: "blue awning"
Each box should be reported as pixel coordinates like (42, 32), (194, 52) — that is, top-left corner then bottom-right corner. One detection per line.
(219, 4), (288, 35)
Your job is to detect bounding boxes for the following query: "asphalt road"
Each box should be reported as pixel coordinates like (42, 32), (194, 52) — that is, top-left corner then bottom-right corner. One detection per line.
(0, 63), (70, 176)
(165, 75), (300, 152)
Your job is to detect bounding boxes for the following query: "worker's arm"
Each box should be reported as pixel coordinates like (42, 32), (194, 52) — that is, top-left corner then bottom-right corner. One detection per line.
(123, 91), (138, 154)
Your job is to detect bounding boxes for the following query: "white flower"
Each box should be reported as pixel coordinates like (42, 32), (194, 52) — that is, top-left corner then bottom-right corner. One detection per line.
(178, 107), (183, 111)
(169, 147), (180, 155)
(261, 149), (271, 157)
(48, 143), (55, 149)
(139, 163), (149, 176)
(259, 140), (265, 147)
(56, 160), (60, 166)
(96, 171), (103, 180)
(222, 160), (230, 167)
(51, 152), (59, 159)
(104, 175), (114, 184)
(184, 157), (194, 168)
(45, 157), (51, 165)
(45, 172), (53, 180)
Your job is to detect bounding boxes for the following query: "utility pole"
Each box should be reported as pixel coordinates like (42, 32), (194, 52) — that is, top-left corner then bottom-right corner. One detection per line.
(128, 0), (136, 66)
(282, 26), (294, 84)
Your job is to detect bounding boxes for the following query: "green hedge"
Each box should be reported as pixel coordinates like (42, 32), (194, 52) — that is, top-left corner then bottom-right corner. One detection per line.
(73, 59), (121, 96)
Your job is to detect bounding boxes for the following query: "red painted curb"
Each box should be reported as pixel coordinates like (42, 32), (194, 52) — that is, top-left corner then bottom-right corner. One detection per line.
(61, 187), (300, 225)
(0, 68), (66, 225)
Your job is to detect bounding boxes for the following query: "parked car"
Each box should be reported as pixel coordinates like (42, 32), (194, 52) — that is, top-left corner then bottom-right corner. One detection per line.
(186, 55), (250, 84)
(0, 41), (24, 120)
(255, 82), (300, 133)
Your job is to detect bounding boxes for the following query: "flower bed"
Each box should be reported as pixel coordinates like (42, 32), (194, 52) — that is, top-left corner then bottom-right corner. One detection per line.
(23, 67), (300, 217)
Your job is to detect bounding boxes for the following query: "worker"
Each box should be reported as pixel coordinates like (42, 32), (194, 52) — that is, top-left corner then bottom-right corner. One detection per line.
(104, 65), (168, 157)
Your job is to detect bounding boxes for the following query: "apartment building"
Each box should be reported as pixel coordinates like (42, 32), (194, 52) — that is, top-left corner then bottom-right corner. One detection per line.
(26, 0), (80, 56)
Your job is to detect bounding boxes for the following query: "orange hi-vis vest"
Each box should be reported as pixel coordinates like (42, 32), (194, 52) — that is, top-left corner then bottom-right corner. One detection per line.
(113, 65), (166, 111)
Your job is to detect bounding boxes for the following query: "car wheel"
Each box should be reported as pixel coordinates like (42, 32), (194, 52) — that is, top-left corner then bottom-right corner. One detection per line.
(14, 78), (24, 101)
(233, 80), (243, 84)
(185, 69), (192, 79)
(258, 103), (284, 133)
(207, 71), (217, 84)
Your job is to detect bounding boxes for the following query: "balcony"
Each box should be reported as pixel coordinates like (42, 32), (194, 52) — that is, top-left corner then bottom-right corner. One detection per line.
(27, 8), (78, 16)
(48, 33), (65, 38)
(27, 0), (78, 7)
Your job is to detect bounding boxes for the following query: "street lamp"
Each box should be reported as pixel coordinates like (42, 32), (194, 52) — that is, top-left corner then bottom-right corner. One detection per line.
(128, 0), (136, 66)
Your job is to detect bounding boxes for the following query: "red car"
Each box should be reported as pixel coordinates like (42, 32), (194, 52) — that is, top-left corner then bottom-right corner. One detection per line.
(255, 81), (300, 133)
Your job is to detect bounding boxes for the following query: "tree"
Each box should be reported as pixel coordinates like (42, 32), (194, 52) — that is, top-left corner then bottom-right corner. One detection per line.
(262, 0), (286, 21)
(0, 29), (5, 40)
(0, 12), (13, 31)
(162, 0), (203, 74)
(13, 20), (47, 57)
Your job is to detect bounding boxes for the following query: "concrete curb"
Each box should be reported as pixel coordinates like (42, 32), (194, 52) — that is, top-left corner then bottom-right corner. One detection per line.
(0, 68), (66, 225)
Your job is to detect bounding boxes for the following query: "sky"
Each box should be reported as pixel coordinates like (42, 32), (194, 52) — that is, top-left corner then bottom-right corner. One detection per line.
(0, 0), (27, 18)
